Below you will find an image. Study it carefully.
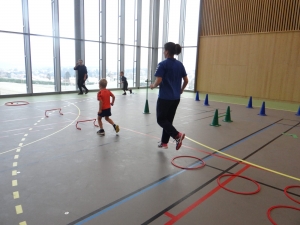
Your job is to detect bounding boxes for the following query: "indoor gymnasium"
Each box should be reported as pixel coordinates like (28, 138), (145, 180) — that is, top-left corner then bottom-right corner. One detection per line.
(0, 0), (300, 225)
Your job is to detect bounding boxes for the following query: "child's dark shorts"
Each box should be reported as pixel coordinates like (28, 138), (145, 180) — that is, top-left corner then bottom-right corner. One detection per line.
(98, 108), (112, 117)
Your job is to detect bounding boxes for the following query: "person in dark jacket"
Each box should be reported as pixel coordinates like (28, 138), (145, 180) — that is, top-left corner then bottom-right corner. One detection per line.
(74, 59), (89, 95)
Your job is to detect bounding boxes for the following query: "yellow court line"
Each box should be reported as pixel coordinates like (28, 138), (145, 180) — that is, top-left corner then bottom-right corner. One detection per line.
(13, 191), (20, 199)
(0, 102), (80, 156)
(15, 205), (23, 214)
(20, 222), (27, 225)
(186, 136), (300, 182)
(12, 180), (18, 186)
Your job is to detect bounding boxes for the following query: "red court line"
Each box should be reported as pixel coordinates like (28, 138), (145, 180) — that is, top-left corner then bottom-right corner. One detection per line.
(122, 127), (243, 165)
(164, 165), (251, 225)
(164, 212), (175, 219)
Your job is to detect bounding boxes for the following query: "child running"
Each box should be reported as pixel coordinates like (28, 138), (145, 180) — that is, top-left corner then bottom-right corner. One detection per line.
(97, 79), (120, 136)
(120, 71), (132, 95)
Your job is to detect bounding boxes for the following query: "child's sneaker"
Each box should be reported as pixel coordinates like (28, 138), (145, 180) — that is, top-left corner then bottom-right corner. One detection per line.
(129, 89), (132, 94)
(122, 93), (126, 95)
(114, 124), (120, 133)
(158, 142), (168, 149)
(175, 132), (185, 150)
(97, 129), (105, 136)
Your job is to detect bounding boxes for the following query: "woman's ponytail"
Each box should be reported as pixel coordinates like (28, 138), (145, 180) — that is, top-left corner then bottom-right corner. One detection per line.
(174, 44), (182, 55)
(164, 42), (182, 56)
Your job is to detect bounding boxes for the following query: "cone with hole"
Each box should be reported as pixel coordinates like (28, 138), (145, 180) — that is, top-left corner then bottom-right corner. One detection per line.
(247, 96), (253, 108)
(210, 109), (221, 127)
(296, 106), (300, 116)
(195, 91), (200, 101)
(223, 106), (233, 122)
(204, 94), (209, 106)
(258, 101), (266, 116)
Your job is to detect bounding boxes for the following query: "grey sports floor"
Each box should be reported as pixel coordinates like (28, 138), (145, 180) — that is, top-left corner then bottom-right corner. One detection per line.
(1, 90), (300, 225)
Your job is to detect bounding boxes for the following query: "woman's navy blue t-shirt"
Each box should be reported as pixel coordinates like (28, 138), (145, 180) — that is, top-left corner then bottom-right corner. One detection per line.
(154, 58), (187, 100)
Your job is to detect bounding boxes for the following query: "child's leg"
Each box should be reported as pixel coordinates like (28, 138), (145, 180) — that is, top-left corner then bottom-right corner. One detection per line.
(105, 116), (114, 125)
(105, 116), (120, 133)
(98, 116), (103, 129)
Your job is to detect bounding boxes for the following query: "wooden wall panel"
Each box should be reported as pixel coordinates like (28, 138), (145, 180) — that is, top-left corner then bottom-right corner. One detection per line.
(197, 32), (300, 102)
(200, 0), (300, 36)
(293, 67), (300, 101)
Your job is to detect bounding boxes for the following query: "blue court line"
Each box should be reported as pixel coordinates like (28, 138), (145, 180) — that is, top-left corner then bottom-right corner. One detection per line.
(75, 124), (275, 224)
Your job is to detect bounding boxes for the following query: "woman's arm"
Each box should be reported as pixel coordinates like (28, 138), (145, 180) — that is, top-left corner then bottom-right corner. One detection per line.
(150, 77), (162, 89)
(181, 76), (188, 94)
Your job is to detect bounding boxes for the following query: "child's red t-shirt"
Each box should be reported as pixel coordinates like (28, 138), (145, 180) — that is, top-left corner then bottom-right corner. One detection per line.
(97, 89), (112, 110)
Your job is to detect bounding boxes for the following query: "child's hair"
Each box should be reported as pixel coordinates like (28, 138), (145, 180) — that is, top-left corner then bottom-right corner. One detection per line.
(99, 78), (107, 88)
(120, 71), (124, 75)
(164, 42), (182, 56)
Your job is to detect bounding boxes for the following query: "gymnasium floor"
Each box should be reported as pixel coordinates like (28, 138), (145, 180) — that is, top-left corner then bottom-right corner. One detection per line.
(0, 90), (299, 225)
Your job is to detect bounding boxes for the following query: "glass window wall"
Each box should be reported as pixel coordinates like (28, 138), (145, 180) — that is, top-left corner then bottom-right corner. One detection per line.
(106, 0), (119, 43)
(106, 43), (118, 88)
(182, 47), (197, 90)
(167, 0), (181, 44)
(30, 36), (55, 93)
(60, 39), (76, 91)
(0, 33), (27, 95)
(124, 46), (135, 87)
(141, 0), (150, 47)
(1, 0), (200, 95)
(0, 0), (23, 32)
(28, 0), (53, 36)
(84, 0), (99, 41)
(85, 41), (100, 90)
(125, 0), (136, 45)
(59, 0), (75, 38)
(140, 47), (149, 87)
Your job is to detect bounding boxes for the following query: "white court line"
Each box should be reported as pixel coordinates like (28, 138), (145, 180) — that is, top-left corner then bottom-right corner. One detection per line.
(0, 102), (80, 156)
(1, 120), (74, 134)
(0, 115), (48, 123)
(0, 136), (9, 139)
(30, 130), (40, 133)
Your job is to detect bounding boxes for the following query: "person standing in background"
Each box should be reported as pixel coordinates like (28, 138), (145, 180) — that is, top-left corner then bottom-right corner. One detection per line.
(74, 59), (89, 95)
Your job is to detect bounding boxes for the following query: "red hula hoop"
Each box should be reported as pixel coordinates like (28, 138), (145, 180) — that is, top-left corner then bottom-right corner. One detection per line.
(5, 101), (29, 106)
(217, 174), (261, 195)
(284, 185), (300, 204)
(267, 205), (300, 225)
(171, 156), (206, 170)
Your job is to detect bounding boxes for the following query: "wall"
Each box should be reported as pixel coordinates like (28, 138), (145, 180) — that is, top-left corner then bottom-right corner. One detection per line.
(197, 0), (300, 102)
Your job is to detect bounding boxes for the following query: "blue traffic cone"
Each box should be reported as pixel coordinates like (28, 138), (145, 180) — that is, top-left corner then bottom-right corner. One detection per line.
(195, 91), (200, 101)
(258, 102), (266, 116)
(204, 94), (209, 106)
(247, 96), (253, 108)
(296, 106), (300, 116)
